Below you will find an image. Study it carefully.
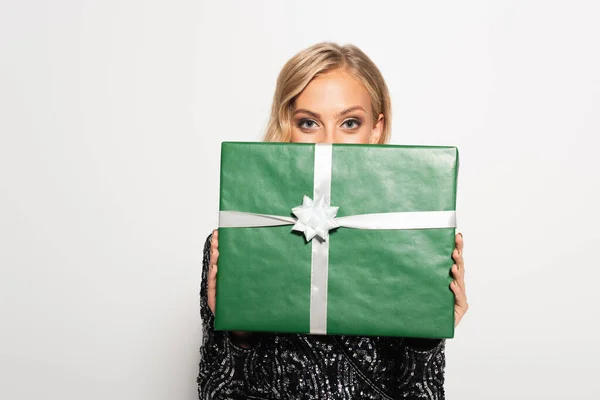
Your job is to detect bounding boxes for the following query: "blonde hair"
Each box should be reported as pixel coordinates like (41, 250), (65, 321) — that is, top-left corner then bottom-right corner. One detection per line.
(263, 42), (392, 143)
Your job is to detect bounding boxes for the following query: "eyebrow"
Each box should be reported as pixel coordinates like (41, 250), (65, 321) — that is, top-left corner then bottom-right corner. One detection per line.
(293, 106), (366, 119)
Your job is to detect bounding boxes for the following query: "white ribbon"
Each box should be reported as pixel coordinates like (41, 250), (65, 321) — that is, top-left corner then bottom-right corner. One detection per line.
(219, 210), (457, 231)
(309, 144), (333, 334)
(218, 143), (456, 335)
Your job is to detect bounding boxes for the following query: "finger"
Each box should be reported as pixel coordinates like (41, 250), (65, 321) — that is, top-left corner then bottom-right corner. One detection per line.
(451, 264), (466, 295)
(450, 280), (468, 309)
(209, 248), (219, 266)
(452, 248), (464, 270)
(208, 264), (218, 291)
(211, 231), (219, 250)
(455, 232), (464, 255)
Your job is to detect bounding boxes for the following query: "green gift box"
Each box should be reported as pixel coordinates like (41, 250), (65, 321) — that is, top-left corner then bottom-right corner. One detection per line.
(215, 142), (459, 339)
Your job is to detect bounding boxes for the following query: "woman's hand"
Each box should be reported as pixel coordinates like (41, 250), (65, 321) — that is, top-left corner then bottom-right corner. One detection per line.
(208, 229), (219, 315)
(450, 233), (469, 327)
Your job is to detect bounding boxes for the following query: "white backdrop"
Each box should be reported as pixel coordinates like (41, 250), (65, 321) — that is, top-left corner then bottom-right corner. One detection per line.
(1, 1), (599, 399)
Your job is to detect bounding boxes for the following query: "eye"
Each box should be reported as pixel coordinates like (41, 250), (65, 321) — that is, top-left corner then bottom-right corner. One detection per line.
(342, 118), (362, 130)
(298, 119), (319, 130)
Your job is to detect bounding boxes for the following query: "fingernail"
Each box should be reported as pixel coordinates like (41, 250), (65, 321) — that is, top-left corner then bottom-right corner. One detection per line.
(459, 232), (463, 238)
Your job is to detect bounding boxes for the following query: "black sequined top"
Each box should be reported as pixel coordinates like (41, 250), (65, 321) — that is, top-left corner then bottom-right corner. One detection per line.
(197, 233), (447, 399)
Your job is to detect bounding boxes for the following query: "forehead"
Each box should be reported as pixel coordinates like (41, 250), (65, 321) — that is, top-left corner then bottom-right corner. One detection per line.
(294, 69), (372, 114)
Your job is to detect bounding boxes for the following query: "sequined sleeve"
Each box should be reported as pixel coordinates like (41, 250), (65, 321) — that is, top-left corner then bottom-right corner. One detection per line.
(398, 338), (447, 399)
(197, 233), (252, 399)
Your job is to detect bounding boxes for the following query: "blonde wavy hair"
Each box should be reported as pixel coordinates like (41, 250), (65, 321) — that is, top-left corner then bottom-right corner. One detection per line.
(263, 42), (392, 144)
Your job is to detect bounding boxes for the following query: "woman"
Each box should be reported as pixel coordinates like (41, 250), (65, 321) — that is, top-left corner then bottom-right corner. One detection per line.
(198, 42), (468, 400)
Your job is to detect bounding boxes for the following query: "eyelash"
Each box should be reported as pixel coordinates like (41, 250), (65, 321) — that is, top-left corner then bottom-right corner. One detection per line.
(297, 118), (362, 131)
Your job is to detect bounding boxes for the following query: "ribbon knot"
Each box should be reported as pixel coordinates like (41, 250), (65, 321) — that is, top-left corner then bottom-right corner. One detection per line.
(291, 195), (340, 242)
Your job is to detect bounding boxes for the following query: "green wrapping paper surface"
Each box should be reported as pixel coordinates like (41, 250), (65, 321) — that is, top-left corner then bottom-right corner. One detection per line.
(215, 142), (458, 338)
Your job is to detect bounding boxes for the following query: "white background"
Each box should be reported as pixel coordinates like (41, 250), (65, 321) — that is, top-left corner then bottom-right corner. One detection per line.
(1, 1), (599, 399)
